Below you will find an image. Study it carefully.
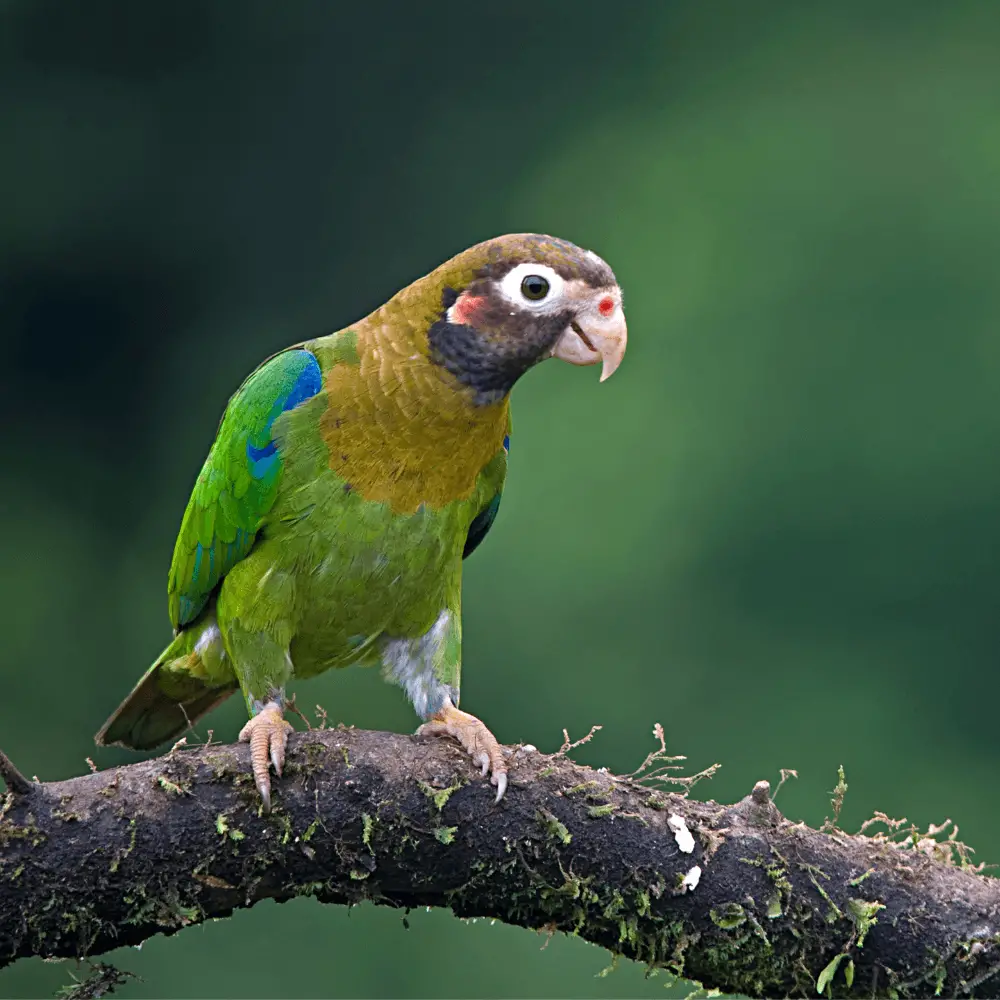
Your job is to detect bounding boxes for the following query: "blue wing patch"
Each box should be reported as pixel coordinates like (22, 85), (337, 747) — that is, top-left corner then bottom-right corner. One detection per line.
(246, 353), (322, 479)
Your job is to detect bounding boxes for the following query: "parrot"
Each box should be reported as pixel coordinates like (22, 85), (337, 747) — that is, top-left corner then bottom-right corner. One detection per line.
(96, 233), (627, 810)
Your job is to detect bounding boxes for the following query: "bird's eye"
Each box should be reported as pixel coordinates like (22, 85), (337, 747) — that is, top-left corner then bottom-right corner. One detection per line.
(520, 274), (550, 301)
(500, 263), (563, 307)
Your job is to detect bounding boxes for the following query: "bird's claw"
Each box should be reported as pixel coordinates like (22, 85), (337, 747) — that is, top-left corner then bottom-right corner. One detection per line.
(239, 703), (293, 813)
(418, 701), (508, 802)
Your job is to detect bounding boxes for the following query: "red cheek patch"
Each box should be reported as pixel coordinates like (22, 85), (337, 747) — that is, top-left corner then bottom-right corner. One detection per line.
(598, 295), (615, 318)
(451, 293), (487, 327)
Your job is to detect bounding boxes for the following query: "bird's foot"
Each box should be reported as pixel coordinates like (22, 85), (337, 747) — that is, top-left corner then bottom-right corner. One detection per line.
(417, 699), (507, 802)
(239, 701), (293, 812)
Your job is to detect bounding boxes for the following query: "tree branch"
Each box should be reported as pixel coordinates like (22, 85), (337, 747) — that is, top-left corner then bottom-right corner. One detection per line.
(0, 750), (35, 797)
(2, 729), (999, 998)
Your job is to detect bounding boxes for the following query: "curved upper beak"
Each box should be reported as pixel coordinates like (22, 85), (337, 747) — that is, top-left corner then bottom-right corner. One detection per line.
(551, 293), (627, 382)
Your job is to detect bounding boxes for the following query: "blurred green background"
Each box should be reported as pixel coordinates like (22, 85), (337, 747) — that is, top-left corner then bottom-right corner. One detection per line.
(3, 1), (1000, 996)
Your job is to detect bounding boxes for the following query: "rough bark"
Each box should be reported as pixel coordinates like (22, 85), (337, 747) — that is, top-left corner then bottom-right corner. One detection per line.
(1, 729), (998, 998)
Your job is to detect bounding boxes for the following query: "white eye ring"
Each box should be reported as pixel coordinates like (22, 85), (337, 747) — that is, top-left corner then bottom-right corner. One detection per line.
(498, 262), (565, 310)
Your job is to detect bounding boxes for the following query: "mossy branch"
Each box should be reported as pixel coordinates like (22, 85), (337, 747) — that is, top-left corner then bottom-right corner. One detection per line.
(1, 729), (999, 998)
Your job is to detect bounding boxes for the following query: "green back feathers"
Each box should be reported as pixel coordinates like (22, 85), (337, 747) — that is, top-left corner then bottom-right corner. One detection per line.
(167, 349), (323, 628)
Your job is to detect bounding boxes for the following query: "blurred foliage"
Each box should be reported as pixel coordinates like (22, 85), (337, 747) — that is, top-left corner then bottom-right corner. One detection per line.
(3, 1), (1000, 997)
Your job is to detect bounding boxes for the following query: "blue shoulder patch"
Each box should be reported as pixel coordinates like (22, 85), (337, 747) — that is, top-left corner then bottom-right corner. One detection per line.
(284, 353), (324, 410)
(246, 350), (322, 480)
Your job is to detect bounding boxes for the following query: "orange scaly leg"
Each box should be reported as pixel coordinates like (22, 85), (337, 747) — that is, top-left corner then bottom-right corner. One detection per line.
(418, 697), (507, 802)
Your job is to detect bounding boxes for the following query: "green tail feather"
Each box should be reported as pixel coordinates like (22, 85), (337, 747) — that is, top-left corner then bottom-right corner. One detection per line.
(96, 625), (237, 751)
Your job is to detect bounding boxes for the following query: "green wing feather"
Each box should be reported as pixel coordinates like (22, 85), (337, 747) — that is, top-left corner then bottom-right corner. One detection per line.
(167, 348), (323, 628)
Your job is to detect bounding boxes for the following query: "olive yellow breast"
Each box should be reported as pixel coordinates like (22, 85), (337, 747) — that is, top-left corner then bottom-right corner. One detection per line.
(312, 278), (508, 516)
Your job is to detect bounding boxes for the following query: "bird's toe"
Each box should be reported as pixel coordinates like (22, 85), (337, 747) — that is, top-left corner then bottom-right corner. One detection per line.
(239, 703), (293, 813)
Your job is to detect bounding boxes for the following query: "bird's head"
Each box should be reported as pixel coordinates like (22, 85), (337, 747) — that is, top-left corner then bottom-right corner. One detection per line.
(421, 234), (627, 404)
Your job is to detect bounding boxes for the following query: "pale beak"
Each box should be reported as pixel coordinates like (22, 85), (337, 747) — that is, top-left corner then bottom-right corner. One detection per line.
(551, 303), (628, 382)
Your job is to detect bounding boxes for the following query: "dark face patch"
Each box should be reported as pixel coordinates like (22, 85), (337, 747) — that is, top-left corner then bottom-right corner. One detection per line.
(426, 236), (619, 404)
(428, 289), (571, 404)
